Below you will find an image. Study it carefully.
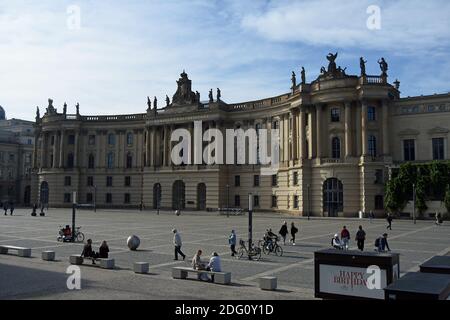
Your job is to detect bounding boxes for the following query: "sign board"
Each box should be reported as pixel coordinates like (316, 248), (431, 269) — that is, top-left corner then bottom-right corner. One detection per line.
(319, 264), (387, 300)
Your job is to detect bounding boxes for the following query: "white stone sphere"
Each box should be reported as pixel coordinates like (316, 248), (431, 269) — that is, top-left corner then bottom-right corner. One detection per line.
(127, 235), (140, 250)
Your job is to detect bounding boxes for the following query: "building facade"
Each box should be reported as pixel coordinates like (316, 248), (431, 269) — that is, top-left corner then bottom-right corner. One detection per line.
(0, 115), (35, 205)
(31, 55), (450, 216)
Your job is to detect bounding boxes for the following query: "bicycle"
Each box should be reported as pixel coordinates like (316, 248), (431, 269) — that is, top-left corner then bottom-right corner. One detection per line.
(237, 239), (261, 261)
(260, 237), (283, 256)
(57, 226), (85, 242)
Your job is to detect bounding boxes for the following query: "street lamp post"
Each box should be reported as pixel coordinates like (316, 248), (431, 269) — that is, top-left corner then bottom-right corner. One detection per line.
(71, 191), (77, 242)
(307, 184), (311, 220)
(248, 193), (253, 260)
(412, 183), (416, 224)
(226, 184), (230, 218)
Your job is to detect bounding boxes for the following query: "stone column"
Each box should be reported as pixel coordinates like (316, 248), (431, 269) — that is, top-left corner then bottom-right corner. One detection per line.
(316, 105), (322, 158)
(309, 110), (316, 159)
(382, 100), (389, 155)
(52, 131), (58, 168)
(344, 101), (352, 158)
(299, 108), (306, 159)
(95, 131), (101, 169)
(59, 130), (65, 168)
(115, 131), (120, 168)
(40, 132), (47, 168)
(361, 101), (368, 156)
(133, 130), (138, 167)
(163, 125), (169, 166)
(291, 110), (298, 161)
(33, 132), (39, 169)
(188, 122), (194, 165)
(145, 127), (150, 167)
(74, 130), (79, 167)
(355, 106), (362, 156)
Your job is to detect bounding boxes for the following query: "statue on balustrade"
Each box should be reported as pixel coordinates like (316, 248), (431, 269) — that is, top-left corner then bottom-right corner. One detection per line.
(209, 89), (213, 103)
(166, 95), (170, 107)
(326, 52), (338, 73)
(76, 103), (80, 115)
(63, 102), (67, 115)
(291, 71), (296, 89)
(378, 57), (388, 75)
(301, 67), (306, 84)
(147, 96), (152, 110)
(153, 96), (158, 109)
(360, 57), (367, 76)
(217, 88), (221, 101)
(35, 106), (40, 122)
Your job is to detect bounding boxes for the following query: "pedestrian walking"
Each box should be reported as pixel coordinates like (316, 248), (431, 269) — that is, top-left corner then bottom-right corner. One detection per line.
(9, 202), (14, 216)
(435, 212), (443, 226)
(369, 210), (374, 223)
(386, 213), (393, 230)
(290, 222), (298, 245)
(3, 202), (8, 216)
(172, 229), (186, 261)
(228, 230), (237, 256)
(375, 233), (391, 252)
(278, 221), (288, 245)
(355, 225), (366, 251)
(340, 226), (350, 250)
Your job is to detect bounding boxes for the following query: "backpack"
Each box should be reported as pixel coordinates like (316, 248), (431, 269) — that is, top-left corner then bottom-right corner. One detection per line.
(374, 237), (381, 247)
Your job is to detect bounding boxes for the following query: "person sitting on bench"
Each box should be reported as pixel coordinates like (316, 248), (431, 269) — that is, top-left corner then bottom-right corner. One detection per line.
(81, 239), (99, 264)
(332, 234), (344, 250)
(191, 249), (210, 281)
(63, 225), (72, 242)
(99, 241), (109, 258)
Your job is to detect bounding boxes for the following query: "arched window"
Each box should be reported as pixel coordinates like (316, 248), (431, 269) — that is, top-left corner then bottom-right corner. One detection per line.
(126, 152), (133, 168)
(127, 132), (133, 145)
(88, 154), (95, 169)
(172, 180), (186, 210)
(67, 153), (74, 168)
(368, 135), (377, 157)
(332, 137), (341, 159)
(108, 133), (116, 145)
(107, 152), (114, 169)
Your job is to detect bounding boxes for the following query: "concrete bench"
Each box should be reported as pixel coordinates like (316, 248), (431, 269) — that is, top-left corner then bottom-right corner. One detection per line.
(133, 262), (149, 274)
(69, 255), (115, 269)
(41, 251), (55, 261)
(259, 276), (277, 290)
(0, 245), (32, 257)
(172, 267), (231, 285)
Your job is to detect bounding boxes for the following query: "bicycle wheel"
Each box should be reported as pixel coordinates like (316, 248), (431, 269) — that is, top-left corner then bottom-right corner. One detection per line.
(76, 232), (85, 242)
(237, 247), (245, 259)
(275, 245), (283, 257)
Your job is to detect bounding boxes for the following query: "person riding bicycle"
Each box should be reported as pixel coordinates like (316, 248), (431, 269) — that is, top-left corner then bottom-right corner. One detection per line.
(264, 229), (278, 251)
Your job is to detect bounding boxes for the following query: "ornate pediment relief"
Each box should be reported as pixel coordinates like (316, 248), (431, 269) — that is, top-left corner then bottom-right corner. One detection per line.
(428, 127), (449, 135)
(398, 128), (420, 136)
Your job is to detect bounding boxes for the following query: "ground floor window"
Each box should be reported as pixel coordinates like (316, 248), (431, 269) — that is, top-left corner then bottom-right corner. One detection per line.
(64, 193), (71, 203)
(375, 195), (384, 210)
(234, 195), (240, 207)
(271, 195), (277, 208)
(124, 193), (131, 204)
(86, 193), (93, 203)
(106, 193), (112, 203)
(323, 178), (343, 217)
(294, 195), (299, 209)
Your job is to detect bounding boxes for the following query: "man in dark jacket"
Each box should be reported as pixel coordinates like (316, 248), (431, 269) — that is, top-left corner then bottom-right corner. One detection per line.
(375, 233), (391, 252)
(355, 225), (366, 251)
(81, 239), (98, 264)
(279, 221), (288, 245)
(386, 213), (393, 230)
(290, 222), (298, 245)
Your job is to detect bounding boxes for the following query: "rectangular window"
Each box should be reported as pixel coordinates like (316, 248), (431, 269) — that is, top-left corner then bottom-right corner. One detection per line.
(87, 176), (94, 187)
(88, 135), (96, 145)
(331, 108), (340, 122)
(124, 193), (131, 204)
(253, 195), (260, 208)
(127, 133), (133, 145)
(64, 176), (71, 186)
(68, 135), (75, 145)
(234, 195), (240, 207)
(253, 175), (260, 187)
(64, 193), (71, 203)
(125, 176), (131, 187)
(293, 172), (299, 186)
(294, 195), (299, 209)
(271, 174), (278, 187)
(234, 175), (240, 187)
(108, 134), (116, 145)
(368, 106), (376, 121)
(403, 139), (415, 161)
(86, 193), (93, 203)
(375, 169), (384, 184)
(106, 193), (112, 203)
(106, 176), (113, 187)
(375, 195), (384, 210)
(271, 195), (277, 208)
(9, 153), (15, 161)
(432, 138), (444, 160)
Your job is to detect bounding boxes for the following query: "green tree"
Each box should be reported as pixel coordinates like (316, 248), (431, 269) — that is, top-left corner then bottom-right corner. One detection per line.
(444, 185), (450, 216)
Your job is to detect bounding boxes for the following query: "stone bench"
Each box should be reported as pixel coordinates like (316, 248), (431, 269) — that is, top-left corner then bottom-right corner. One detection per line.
(133, 262), (149, 274)
(259, 276), (277, 290)
(42, 251), (55, 261)
(0, 245), (32, 257)
(172, 267), (231, 285)
(69, 255), (115, 269)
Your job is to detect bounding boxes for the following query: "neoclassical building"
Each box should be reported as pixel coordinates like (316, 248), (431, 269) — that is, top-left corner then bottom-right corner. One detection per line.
(31, 54), (450, 217)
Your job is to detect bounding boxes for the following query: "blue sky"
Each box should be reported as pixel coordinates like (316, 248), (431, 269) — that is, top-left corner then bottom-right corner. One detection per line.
(1, 0), (450, 120)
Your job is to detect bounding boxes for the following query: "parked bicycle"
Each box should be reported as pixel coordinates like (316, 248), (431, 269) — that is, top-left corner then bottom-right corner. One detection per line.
(237, 239), (261, 260)
(57, 225), (85, 242)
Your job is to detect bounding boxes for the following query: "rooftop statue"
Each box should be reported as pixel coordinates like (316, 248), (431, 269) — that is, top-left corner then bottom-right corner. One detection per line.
(360, 57), (367, 76)
(46, 98), (56, 114)
(147, 96), (151, 110)
(301, 67), (306, 84)
(36, 106), (40, 122)
(153, 96), (158, 109)
(76, 103), (80, 115)
(196, 91), (200, 102)
(291, 71), (296, 88)
(217, 88), (221, 101)
(166, 95), (170, 107)
(63, 102), (67, 115)
(172, 71), (198, 105)
(209, 89), (213, 103)
(326, 52), (338, 73)
(378, 57), (388, 75)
